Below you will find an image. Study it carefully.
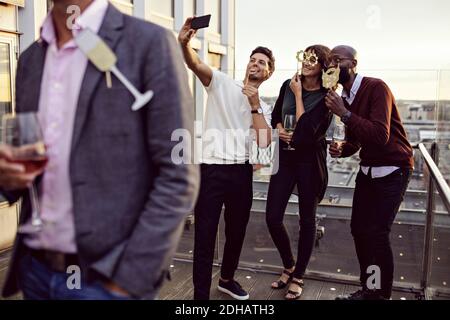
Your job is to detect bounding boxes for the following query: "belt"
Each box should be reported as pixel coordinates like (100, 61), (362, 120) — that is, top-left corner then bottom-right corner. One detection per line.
(29, 249), (80, 273)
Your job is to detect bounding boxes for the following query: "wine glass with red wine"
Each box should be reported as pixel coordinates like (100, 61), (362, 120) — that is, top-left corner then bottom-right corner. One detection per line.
(2, 112), (48, 234)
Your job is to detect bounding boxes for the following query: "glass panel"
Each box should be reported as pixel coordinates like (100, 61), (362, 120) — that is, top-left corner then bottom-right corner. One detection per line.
(428, 69), (450, 299)
(217, 210), (425, 286)
(428, 187), (450, 299)
(436, 69), (450, 184)
(0, 42), (12, 117)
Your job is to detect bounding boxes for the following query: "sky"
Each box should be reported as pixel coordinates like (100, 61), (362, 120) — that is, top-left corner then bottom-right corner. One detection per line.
(235, 0), (450, 100)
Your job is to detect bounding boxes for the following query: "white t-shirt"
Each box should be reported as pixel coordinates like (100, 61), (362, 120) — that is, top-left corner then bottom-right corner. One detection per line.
(200, 70), (272, 164)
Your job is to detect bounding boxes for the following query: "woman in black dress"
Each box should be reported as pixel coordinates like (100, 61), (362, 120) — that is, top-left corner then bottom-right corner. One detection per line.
(266, 45), (332, 300)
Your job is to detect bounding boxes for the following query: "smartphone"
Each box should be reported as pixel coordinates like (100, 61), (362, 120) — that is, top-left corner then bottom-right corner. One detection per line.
(191, 14), (211, 30)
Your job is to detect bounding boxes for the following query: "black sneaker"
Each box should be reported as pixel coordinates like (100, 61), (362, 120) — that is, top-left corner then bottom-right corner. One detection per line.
(218, 279), (249, 300)
(336, 289), (388, 300)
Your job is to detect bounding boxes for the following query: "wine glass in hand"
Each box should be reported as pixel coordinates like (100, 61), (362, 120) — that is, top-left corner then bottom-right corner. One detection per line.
(2, 113), (48, 234)
(331, 122), (346, 165)
(283, 115), (297, 151)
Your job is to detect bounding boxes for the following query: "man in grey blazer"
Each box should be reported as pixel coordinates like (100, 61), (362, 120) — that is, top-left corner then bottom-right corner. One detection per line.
(0, 0), (198, 300)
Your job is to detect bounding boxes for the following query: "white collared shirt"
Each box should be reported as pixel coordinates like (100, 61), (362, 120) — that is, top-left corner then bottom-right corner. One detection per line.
(24, 0), (109, 253)
(341, 73), (363, 105)
(200, 70), (271, 164)
(342, 74), (399, 179)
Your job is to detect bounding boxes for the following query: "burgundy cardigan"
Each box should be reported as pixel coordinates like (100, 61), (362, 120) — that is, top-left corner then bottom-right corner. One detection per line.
(341, 77), (414, 168)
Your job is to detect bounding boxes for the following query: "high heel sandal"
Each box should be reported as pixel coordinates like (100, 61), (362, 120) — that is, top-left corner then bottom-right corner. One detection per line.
(271, 269), (293, 290)
(285, 279), (304, 300)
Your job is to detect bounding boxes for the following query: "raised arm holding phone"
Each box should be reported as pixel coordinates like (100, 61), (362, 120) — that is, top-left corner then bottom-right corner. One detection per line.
(178, 17), (272, 145)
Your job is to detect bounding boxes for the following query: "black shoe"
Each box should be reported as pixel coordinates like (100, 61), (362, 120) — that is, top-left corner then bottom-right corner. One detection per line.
(336, 289), (388, 300)
(218, 279), (249, 300)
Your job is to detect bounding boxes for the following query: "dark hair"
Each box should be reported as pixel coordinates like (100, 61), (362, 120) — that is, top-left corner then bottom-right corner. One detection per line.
(303, 44), (331, 86)
(250, 46), (275, 73)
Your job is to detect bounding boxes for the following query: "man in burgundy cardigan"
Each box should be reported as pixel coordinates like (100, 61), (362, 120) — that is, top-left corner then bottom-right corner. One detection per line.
(325, 45), (414, 300)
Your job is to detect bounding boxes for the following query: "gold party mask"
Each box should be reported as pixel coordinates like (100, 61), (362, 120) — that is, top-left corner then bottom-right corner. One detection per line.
(296, 50), (319, 75)
(322, 65), (341, 90)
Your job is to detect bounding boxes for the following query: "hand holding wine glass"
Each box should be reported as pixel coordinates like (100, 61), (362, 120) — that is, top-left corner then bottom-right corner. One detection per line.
(283, 115), (297, 151)
(330, 121), (346, 165)
(0, 145), (41, 190)
(1, 113), (48, 234)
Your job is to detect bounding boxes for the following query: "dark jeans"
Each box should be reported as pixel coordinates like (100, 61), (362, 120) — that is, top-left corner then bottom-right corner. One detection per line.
(351, 167), (412, 299)
(17, 252), (139, 300)
(193, 163), (253, 300)
(266, 162), (320, 279)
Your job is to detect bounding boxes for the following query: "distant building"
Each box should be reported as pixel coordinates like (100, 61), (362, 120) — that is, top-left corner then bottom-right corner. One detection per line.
(408, 103), (435, 121)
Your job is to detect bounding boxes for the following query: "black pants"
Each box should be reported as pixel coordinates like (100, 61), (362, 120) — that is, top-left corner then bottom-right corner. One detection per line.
(351, 167), (412, 299)
(193, 163), (253, 300)
(266, 162), (321, 279)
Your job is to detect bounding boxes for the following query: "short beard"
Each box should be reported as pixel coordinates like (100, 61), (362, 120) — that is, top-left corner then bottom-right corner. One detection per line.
(339, 67), (351, 84)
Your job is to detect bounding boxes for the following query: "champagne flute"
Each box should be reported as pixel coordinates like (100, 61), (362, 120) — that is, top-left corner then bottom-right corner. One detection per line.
(283, 115), (297, 151)
(331, 121), (346, 166)
(74, 28), (154, 111)
(2, 113), (48, 234)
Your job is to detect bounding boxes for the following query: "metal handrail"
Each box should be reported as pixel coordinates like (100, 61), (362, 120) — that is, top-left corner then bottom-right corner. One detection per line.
(417, 142), (450, 298)
(418, 143), (450, 213)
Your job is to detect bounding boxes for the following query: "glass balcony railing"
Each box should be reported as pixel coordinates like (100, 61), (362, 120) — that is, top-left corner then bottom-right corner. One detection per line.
(426, 180), (449, 299)
(175, 68), (450, 300)
(427, 69), (450, 299)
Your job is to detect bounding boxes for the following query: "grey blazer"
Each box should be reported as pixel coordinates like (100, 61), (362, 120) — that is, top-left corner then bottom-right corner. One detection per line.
(2, 4), (199, 299)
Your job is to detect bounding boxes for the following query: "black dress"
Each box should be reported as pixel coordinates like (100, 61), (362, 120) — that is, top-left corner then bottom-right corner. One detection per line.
(266, 80), (332, 279)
